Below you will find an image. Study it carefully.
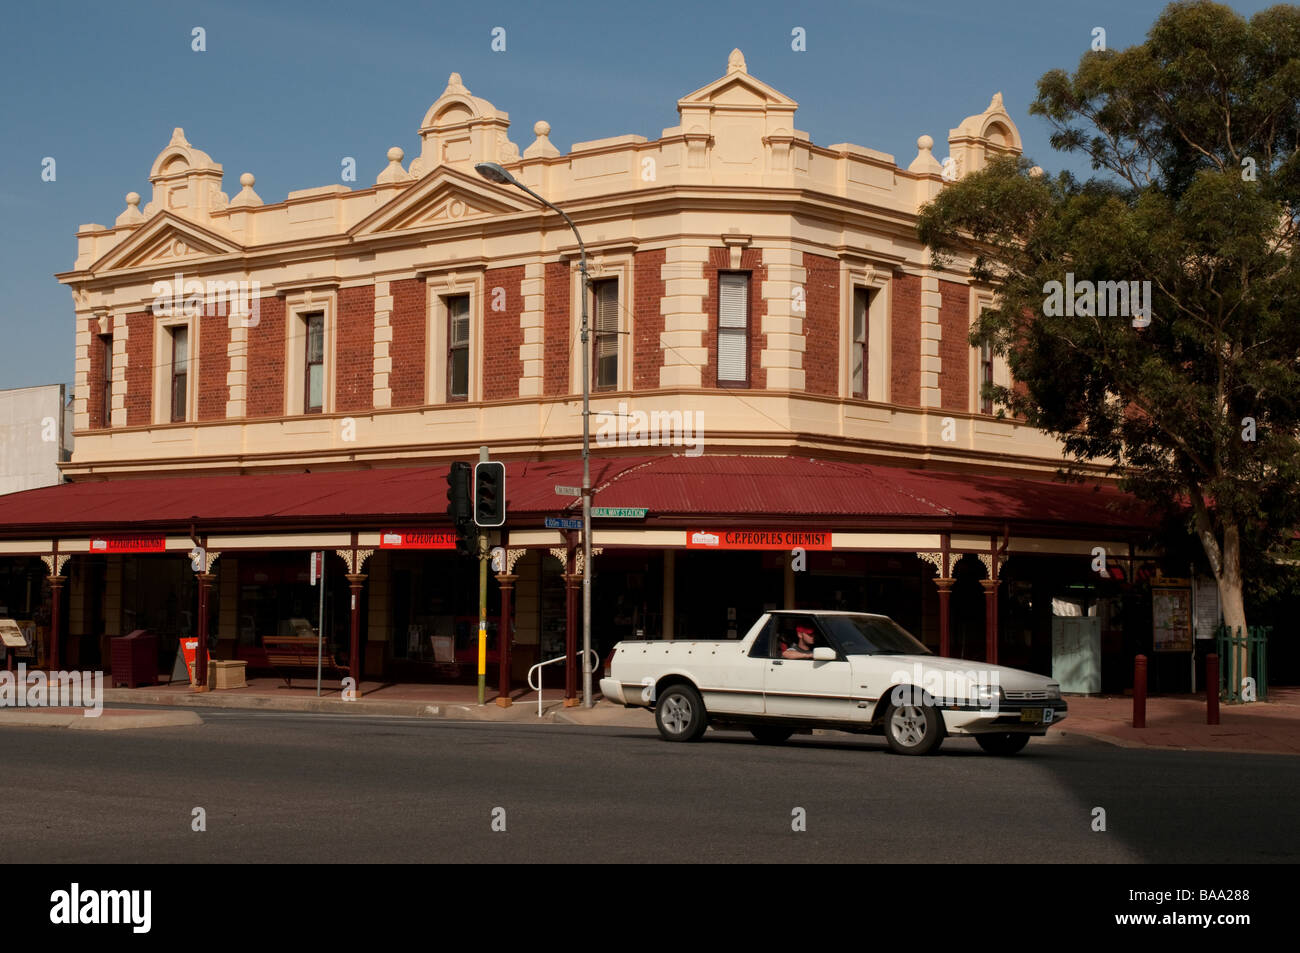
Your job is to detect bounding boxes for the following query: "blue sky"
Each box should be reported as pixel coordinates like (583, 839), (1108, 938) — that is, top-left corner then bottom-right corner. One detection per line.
(0, 0), (1276, 389)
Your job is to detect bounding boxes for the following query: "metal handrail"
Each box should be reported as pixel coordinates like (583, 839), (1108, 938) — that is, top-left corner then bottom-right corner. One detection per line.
(527, 650), (598, 718)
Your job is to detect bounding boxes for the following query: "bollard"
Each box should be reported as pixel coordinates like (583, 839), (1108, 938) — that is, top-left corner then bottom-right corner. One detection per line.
(1206, 653), (1220, 725)
(1133, 654), (1147, 729)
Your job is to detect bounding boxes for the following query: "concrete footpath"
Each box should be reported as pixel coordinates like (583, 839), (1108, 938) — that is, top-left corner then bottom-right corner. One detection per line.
(2, 676), (1296, 753)
(0, 706), (202, 730)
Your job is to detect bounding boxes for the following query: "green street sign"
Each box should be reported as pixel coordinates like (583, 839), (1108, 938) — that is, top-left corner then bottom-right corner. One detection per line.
(591, 507), (648, 518)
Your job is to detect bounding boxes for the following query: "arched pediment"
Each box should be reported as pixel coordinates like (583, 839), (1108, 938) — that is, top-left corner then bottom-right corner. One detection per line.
(148, 127), (221, 180)
(408, 73), (521, 176)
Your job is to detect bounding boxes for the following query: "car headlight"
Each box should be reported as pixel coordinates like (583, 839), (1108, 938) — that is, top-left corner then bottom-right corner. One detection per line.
(971, 684), (1001, 708)
(1045, 684), (1062, 700)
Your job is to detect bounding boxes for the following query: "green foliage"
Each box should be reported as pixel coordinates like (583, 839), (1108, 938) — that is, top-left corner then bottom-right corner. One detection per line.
(917, 1), (1300, 603)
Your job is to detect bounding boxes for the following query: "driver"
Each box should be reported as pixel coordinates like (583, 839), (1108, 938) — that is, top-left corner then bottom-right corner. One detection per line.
(782, 624), (817, 659)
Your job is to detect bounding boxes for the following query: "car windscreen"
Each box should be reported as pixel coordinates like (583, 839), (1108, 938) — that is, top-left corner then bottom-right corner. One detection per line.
(820, 616), (932, 656)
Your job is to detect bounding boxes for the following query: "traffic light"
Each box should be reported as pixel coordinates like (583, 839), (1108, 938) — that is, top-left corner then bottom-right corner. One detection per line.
(473, 461), (506, 528)
(445, 461), (472, 524)
(445, 462), (474, 556)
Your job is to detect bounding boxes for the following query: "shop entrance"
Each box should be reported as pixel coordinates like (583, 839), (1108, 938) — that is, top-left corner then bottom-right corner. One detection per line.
(388, 550), (501, 682)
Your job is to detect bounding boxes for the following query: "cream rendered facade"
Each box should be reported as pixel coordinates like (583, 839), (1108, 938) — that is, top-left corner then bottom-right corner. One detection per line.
(56, 49), (1067, 481)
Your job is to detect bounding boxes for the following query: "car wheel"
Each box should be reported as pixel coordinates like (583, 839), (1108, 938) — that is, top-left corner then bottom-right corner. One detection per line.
(975, 733), (1031, 755)
(655, 684), (707, 742)
(883, 697), (944, 755)
(749, 727), (794, 745)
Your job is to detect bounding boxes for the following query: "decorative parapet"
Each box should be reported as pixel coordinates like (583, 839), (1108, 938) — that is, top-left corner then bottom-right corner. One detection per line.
(408, 73), (520, 179)
(947, 92), (1021, 179)
(143, 127), (229, 221)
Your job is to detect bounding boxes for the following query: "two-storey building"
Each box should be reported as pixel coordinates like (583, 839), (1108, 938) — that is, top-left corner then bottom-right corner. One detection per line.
(0, 51), (1163, 696)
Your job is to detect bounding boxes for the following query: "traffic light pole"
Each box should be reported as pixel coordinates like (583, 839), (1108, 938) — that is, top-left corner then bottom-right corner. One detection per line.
(477, 446), (488, 705)
(579, 251), (593, 710)
(472, 162), (593, 709)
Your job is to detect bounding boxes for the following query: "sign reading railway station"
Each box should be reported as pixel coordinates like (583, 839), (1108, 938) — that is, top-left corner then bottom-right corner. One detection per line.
(687, 530), (832, 550)
(380, 530), (457, 549)
(591, 507), (648, 518)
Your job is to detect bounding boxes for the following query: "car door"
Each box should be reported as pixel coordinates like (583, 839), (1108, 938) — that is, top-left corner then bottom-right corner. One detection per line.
(762, 615), (854, 721)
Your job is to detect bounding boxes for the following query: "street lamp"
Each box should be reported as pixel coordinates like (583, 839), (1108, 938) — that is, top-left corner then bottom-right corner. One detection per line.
(475, 161), (594, 709)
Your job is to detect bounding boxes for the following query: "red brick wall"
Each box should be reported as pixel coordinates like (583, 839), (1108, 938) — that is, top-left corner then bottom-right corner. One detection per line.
(633, 250), (666, 390)
(938, 280), (970, 412)
(124, 311), (152, 426)
(484, 266), (524, 400)
(389, 278), (426, 408)
(543, 262), (570, 396)
(336, 285), (374, 412)
(197, 306), (229, 421)
(705, 248), (766, 388)
(891, 273), (921, 407)
(88, 319), (108, 430)
(246, 296), (285, 417)
(802, 253), (839, 396)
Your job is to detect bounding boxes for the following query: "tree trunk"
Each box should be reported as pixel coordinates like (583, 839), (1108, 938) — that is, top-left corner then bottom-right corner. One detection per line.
(1189, 493), (1251, 698)
(1214, 525), (1250, 700)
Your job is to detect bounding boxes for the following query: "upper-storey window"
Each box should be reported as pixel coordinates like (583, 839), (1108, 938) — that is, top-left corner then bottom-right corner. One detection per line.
(305, 313), (324, 414)
(169, 325), (189, 423)
(100, 333), (113, 427)
(851, 288), (870, 399)
(591, 279), (618, 390)
(979, 341), (994, 415)
(717, 272), (750, 386)
(447, 294), (470, 401)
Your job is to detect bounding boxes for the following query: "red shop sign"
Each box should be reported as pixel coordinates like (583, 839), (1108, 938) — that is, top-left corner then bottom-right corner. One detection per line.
(89, 535), (167, 553)
(686, 530), (832, 550)
(380, 530), (457, 549)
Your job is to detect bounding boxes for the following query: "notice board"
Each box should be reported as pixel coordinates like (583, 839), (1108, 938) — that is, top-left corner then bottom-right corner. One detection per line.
(1152, 585), (1193, 652)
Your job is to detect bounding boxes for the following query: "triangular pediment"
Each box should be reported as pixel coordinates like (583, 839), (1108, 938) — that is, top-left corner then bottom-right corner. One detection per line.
(677, 70), (798, 111)
(90, 213), (243, 273)
(351, 165), (537, 237)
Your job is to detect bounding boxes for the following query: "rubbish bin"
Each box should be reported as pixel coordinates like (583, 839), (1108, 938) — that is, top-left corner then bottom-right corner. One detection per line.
(110, 630), (157, 688)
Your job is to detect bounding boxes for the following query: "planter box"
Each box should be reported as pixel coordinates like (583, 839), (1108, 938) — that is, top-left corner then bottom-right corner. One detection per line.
(208, 660), (247, 690)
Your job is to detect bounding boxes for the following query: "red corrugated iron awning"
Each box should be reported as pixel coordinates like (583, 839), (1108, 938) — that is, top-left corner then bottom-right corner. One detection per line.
(0, 454), (1157, 537)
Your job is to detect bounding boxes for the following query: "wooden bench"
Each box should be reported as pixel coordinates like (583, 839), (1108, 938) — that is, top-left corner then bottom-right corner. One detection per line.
(261, 636), (349, 687)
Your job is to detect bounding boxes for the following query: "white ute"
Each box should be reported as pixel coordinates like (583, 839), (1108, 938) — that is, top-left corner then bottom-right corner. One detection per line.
(600, 610), (1068, 755)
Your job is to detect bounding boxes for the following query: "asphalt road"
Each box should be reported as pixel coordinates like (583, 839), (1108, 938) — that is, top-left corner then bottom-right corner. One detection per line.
(2, 710), (1296, 863)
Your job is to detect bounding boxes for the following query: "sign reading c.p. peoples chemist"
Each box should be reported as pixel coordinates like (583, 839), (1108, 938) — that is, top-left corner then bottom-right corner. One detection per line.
(89, 536), (167, 554)
(686, 530), (832, 550)
(379, 530), (457, 549)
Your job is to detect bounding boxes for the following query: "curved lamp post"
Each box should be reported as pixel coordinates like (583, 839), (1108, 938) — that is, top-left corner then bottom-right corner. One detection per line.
(475, 161), (593, 709)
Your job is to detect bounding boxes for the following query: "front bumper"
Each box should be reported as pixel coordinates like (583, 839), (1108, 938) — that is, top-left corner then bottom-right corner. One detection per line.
(942, 699), (1068, 735)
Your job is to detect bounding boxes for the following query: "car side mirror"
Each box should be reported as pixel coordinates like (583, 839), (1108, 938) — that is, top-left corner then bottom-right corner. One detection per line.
(812, 647), (837, 662)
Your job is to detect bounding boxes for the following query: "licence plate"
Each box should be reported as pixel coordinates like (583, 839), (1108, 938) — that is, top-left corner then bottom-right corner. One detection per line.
(1020, 708), (1043, 723)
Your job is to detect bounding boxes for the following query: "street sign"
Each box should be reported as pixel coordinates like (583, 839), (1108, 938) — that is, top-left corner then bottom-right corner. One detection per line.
(545, 517), (584, 530)
(591, 507), (647, 518)
(554, 485), (581, 497)
(309, 551), (321, 585)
